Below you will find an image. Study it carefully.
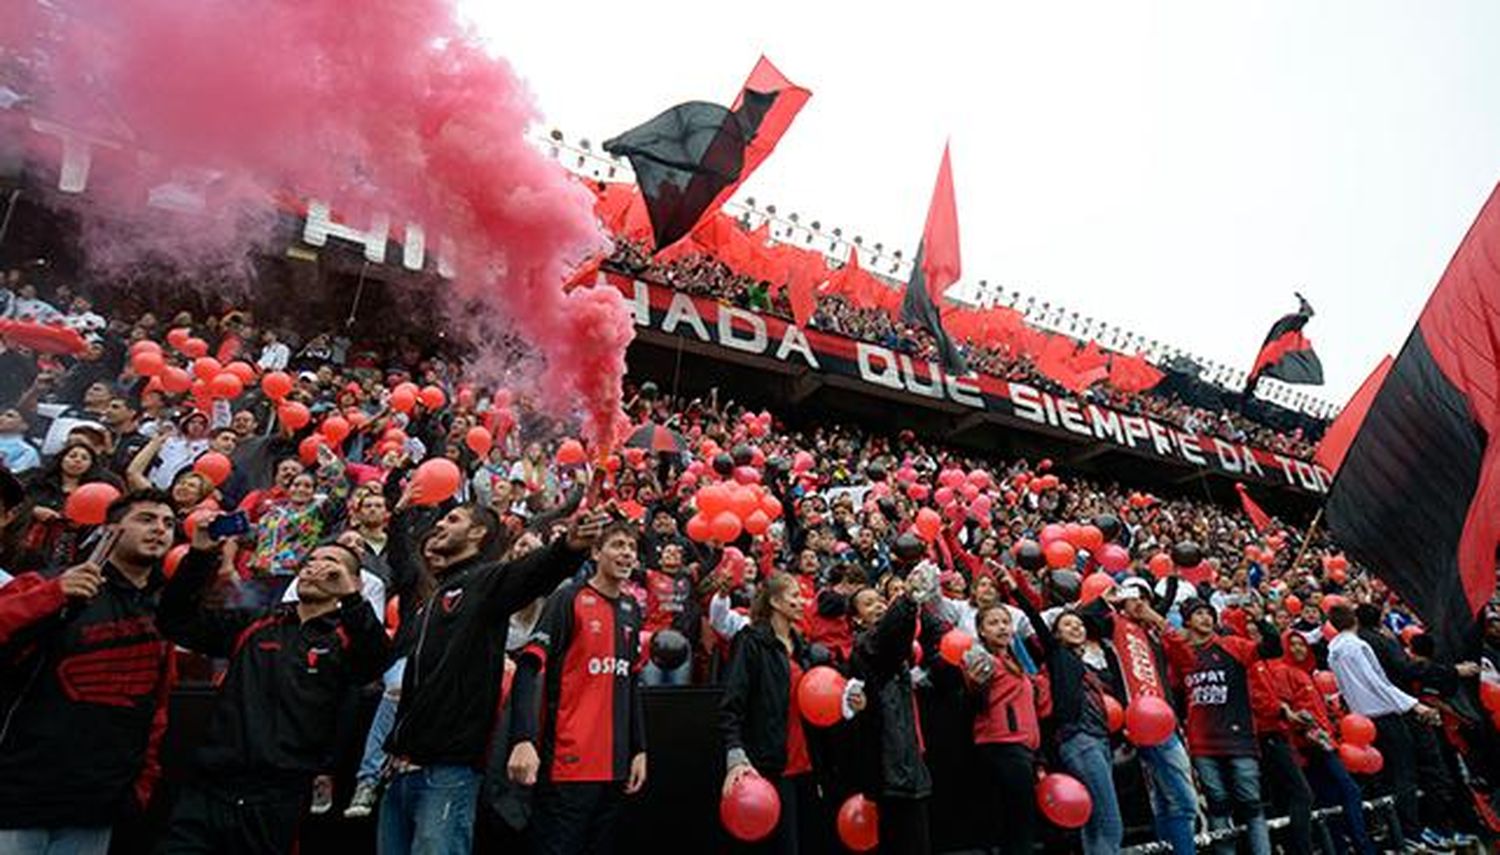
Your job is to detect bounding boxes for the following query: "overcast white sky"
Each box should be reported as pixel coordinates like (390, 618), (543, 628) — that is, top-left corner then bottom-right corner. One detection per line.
(461, 0), (1500, 404)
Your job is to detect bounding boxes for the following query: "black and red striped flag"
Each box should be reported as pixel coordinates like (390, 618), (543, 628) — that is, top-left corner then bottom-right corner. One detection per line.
(900, 144), (967, 374)
(604, 56), (809, 252)
(1326, 183), (1500, 656)
(1246, 295), (1323, 395)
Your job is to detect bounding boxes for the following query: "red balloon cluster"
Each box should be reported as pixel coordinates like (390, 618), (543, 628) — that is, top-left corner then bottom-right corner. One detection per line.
(1339, 743), (1384, 775)
(687, 482), (782, 544)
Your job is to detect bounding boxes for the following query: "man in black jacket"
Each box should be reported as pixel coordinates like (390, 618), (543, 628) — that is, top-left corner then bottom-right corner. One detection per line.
(155, 525), (389, 854)
(0, 489), (175, 855)
(377, 500), (608, 855)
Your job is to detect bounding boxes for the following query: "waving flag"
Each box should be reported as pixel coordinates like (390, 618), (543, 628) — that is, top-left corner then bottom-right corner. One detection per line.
(604, 57), (809, 252)
(900, 145), (967, 374)
(1247, 295), (1324, 394)
(1326, 183), (1500, 656)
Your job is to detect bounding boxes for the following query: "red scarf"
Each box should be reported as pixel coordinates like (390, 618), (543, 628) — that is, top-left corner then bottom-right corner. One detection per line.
(1113, 615), (1166, 702)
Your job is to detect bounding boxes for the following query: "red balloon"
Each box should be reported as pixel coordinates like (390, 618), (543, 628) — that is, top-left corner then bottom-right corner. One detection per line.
(1103, 695), (1125, 733)
(1339, 743), (1383, 775)
(797, 665), (847, 727)
(224, 361), (255, 385)
(166, 327), (191, 350)
(1313, 670), (1339, 696)
(1098, 543), (1130, 572)
(298, 435), (327, 465)
(1040, 523), (1067, 546)
(1044, 540), (1077, 569)
(727, 487), (759, 521)
(710, 511), (743, 543)
(732, 466), (761, 485)
(278, 402), (311, 430)
(720, 775), (781, 843)
(1079, 572), (1115, 605)
(1339, 714), (1377, 747)
(466, 426), (493, 457)
(181, 337), (209, 358)
(192, 452), (232, 486)
(64, 482), (121, 525)
(1124, 695), (1177, 747)
(744, 510), (771, 537)
(418, 385), (446, 410)
(938, 629), (973, 666)
(261, 371), (293, 401)
(792, 451), (815, 473)
(389, 388), (417, 413)
(208, 372), (243, 399)
(161, 366), (193, 394)
(131, 349), (166, 377)
(1284, 594), (1304, 616)
(686, 514), (713, 543)
(191, 357), (221, 382)
(1147, 552), (1173, 579)
(556, 439), (587, 466)
(321, 416), (351, 445)
(183, 509), (214, 541)
(410, 459), (463, 506)
(934, 486), (955, 507)
(697, 485), (730, 517)
(163, 543), (189, 579)
(1037, 773), (1093, 829)
(760, 494), (783, 520)
(914, 508), (942, 543)
(906, 483), (930, 502)
(836, 795), (879, 853)
(1077, 525), (1105, 553)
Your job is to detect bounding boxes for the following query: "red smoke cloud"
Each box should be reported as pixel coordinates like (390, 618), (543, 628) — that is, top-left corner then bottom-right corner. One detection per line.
(1, 0), (631, 446)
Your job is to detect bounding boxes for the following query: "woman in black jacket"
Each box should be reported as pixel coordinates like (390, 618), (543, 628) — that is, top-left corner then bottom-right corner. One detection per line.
(847, 562), (939, 855)
(720, 572), (819, 853)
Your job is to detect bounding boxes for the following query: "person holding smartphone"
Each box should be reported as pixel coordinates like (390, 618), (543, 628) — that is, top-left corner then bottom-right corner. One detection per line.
(154, 518), (390, 854)
(0, 489), (176, 855)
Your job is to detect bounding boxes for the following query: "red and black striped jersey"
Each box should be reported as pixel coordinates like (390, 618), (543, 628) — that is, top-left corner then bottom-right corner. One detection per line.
(1165, 632), (1259, 757)
(515, 579), (646, 783)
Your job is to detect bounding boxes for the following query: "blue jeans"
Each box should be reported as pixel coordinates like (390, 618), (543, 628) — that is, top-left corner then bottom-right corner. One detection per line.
(376, 765), (482, 855)
(1304, 747), (1376, 855)
(0, 828), (110, 855)
(357, 659), (406, 784)
(1192, 755), (1270, 855)
(1137, 732), (1199, 855)
(1059, 732), (1123, 855)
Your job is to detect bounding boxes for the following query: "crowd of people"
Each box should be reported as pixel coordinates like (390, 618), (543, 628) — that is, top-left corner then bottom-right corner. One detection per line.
(0, 263), (1495, 855)
(606, 237), (1319, 460)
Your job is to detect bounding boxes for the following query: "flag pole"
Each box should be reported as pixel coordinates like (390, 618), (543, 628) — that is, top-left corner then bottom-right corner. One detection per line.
(1289, 508), (1324, 573)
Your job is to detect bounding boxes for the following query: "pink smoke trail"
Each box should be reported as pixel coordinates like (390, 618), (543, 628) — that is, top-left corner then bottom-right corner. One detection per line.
(0, 0), (631, 446)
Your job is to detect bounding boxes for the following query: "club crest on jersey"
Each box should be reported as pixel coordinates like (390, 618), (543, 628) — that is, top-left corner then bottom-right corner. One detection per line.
(580, 592), (597, 607)
(306, 645), (332, 673)
(441, 588), (465, 614)
(587, 619), (603, 635)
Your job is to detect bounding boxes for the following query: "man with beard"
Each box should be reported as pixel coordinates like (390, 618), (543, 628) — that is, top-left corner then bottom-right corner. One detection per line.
(155, 533), (389, 853)
(0, 490), (176, 855)
(377, 500), (610, 855)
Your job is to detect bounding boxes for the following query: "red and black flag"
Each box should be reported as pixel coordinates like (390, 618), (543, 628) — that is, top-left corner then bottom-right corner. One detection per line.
(900, 144), (967, 374)
(1326, 183), (1500, 657)
(1246, 294), (1324, 393)
(603, 57), (809, 252)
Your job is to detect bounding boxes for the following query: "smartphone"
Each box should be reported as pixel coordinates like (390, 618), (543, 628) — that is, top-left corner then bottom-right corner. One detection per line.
(207, 510), (251, 539)
(87, 527), (122, 567)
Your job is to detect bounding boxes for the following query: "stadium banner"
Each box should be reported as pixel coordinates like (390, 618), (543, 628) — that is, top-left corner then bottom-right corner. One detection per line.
(606, 271), (1332, 495)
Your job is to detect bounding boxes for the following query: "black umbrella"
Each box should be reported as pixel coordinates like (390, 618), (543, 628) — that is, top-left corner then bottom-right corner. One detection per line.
(623, 421), (688, 454)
